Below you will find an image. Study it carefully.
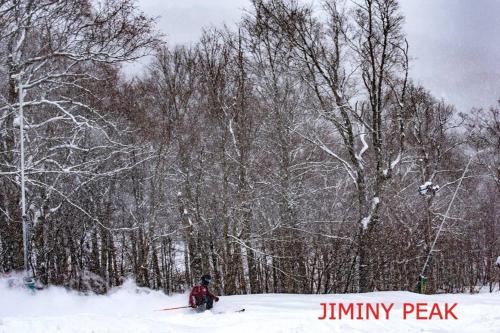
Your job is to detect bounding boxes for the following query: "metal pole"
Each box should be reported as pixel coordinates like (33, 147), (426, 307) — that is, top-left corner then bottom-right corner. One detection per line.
(18, 77), (29, 276)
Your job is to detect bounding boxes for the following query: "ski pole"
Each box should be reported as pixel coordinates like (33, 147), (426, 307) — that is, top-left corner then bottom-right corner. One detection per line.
(156, 305), (191, 311)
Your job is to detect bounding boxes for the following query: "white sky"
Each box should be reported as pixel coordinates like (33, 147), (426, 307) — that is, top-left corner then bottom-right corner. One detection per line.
(132, 0), (500, 113)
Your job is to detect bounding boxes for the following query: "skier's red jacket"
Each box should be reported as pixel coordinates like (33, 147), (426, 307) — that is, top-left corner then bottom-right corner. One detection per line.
(189, 284), (218, 307)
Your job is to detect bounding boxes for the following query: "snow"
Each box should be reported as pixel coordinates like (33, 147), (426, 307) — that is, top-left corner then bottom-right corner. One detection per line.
(1, 277), (500, 333)
(361, 216), (370, 230)
(361, 197), (379, 230)
(13, 116), (21, 128)
(354, 129), (368, 164)
(421, 181), (432, 189)
(496, 256), (500, 266)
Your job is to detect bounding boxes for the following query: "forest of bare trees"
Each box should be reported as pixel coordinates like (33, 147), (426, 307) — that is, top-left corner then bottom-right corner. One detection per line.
(0, 0), (498, 295)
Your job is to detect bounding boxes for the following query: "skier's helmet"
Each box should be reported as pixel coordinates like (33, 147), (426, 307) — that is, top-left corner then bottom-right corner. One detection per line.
(201, 274), (212, 286)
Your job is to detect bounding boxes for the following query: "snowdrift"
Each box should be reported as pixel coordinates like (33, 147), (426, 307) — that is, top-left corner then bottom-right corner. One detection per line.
(1, 277), (499, 333)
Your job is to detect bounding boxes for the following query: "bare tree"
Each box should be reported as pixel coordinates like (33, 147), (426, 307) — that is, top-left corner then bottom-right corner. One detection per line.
(0, 0), (158, 281)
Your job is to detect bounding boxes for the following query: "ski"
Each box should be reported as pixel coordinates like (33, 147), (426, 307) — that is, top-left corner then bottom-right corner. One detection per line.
(212, 308), (245, 314)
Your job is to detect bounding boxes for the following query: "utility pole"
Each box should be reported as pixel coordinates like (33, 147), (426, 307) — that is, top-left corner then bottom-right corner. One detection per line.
(17, 74), (30, 278)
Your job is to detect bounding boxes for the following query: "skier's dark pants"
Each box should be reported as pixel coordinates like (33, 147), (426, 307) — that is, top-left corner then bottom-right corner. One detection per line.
(195, 295), (213, 310)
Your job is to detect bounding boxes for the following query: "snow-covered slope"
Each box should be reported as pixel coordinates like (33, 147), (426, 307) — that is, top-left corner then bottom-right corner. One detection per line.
(1, 278), (499, 333)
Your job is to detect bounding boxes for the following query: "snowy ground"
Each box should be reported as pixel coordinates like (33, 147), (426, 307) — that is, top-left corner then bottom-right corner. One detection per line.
(1, 278), (499, 333)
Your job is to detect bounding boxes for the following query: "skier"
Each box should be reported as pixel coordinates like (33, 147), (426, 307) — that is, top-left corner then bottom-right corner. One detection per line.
(189, 274), (219, 311)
